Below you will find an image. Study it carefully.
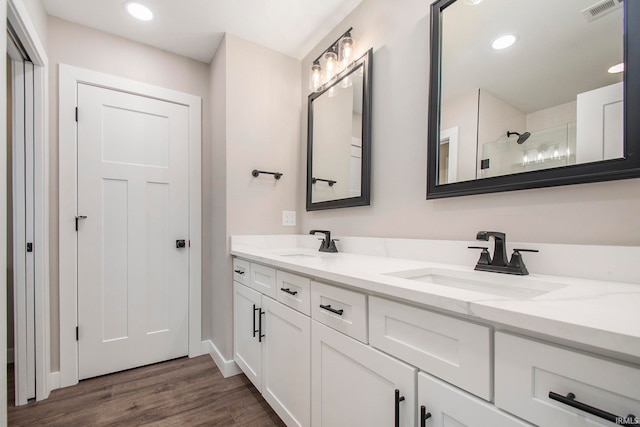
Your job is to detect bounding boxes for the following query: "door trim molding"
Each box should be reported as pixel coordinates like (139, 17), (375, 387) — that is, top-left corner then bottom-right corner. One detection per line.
(59, 65), (202, 388)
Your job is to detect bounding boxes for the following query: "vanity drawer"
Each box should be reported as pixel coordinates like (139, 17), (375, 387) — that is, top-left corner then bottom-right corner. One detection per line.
(369, 296), (492, 401)
(495, 332), (640, 427)
(250, 263), (277, 299)
(232, 258), (250, 285)
(276, 270), (311, 316)
(311, 281), (367, 343)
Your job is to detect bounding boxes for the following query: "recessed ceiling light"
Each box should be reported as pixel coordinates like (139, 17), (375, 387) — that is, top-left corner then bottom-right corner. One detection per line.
(492, 34), (517, 50)
(608, 62), (624, 74)
(125, 1), (153, 21)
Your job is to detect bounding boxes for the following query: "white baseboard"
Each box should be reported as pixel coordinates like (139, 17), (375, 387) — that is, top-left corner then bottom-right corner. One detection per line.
(7, 348), (13, 364)
(48, 371), (60, 394)
(201, 340), (242, 378)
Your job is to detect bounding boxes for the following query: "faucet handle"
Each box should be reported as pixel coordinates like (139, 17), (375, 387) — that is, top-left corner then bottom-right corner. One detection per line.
(508, 248), (539, 275)
(468, 246), (491, 266)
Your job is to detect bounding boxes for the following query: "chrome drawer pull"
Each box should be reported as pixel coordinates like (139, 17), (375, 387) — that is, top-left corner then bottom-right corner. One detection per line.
(319, 304), (343, 316)
(280, 287), (298, 296)
(549, 392), (637, 426)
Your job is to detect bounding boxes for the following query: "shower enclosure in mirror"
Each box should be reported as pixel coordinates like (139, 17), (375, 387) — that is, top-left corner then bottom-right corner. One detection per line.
(307, 49), (372, 210)
(427, 0), (640, 198)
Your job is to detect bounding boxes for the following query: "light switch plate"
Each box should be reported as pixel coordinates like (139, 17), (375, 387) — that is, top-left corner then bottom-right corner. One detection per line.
(282, 211), (296, 227)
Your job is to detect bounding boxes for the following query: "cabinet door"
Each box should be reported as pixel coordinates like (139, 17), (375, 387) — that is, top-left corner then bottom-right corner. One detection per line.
(418, 372), (531, 427)
(233, 282), (263, 391)
(262, 297), (311, 427)
(312, 321), (416, 427)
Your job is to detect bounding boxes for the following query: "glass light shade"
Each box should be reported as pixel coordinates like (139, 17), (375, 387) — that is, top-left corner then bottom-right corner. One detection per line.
(323, 50), (338, 84)
(309, 62), (322, 92)
(338, 35), (355, 69)
(327, 86), (337, 98)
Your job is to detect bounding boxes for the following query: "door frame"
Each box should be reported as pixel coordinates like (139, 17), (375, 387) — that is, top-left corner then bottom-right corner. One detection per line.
(58, 64), (202, 388)
(5, 0), (50, 407)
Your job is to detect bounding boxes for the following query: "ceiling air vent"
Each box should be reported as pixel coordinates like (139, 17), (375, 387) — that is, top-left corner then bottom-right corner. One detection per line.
(582, 0), (623, 22)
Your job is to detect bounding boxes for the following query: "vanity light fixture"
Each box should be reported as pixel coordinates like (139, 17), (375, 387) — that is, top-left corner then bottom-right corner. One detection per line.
(125, 1), (153, 21)
(309, 61), (322, 91)
(608, 62), (624, 74)
(492, 34), (517, 50)
(309, 27), (356, 93)
(323, 48), (338, 84)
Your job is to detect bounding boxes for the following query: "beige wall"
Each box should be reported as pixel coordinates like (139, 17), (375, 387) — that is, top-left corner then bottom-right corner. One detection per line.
(441, 89), (479, 182)
(209, 36), (229, 362)
(47, 17), (211, 370)
(298, 0), (640, 246)
(209, 34), (301, 360)
(526, 100), (577, 132)
(17, 0), (47, 49)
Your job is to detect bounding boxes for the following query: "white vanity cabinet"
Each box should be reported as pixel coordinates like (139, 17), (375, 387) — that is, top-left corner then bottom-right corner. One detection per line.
(311, 320), (416, 427)
(233, 272), (310, 427)
(231, 253), (640, 427)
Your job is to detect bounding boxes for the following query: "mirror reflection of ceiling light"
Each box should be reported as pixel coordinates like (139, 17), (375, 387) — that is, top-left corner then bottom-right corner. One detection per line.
(608, 62), (624, 74)
(492, 34), (517, 50)
(465, 0), (483, 5)
(125, 1), (153, 21)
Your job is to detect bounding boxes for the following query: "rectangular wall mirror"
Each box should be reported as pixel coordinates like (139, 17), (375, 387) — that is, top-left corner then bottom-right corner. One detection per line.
(307, 49), (372, 210)
(428, 0), (640, 198)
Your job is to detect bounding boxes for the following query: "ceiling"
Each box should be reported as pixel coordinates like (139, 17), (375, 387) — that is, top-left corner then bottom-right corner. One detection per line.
(41, 0), (365, 63)
(440, 0), (623, 114)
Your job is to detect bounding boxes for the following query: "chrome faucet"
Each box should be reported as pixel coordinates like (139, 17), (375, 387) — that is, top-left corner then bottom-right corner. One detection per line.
(469, 231), (538, 275)
(309, 230), (339, 253)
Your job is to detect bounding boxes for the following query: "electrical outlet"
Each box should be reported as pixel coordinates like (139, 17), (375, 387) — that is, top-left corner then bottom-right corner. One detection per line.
(282, 211), (296, 227)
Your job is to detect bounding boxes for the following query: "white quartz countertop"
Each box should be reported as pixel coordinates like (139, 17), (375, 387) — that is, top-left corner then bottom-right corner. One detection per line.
(231, 236), (640, 360)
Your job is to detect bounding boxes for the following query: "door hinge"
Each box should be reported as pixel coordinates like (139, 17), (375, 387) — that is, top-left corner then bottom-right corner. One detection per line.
(76, 326), (79, 341)
(26, 242), (33, 252)
(75, 107), (78, 122)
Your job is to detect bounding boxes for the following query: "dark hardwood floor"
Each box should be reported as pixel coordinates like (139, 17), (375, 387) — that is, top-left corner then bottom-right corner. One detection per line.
(8, 355), (286, 426)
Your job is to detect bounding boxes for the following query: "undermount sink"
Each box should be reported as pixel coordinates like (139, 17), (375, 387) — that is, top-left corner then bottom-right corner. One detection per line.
(271, 249), (322, 259)
(384, 268), (566, 299)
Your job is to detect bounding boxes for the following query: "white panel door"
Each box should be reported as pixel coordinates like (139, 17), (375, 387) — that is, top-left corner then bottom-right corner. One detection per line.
(576, 82), (624, 163)
(77, 83), (189, 379)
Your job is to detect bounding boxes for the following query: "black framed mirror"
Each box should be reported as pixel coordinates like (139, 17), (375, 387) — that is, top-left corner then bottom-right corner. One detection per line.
(307, 49), (372, 211)
(427, 0), (640, 199)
